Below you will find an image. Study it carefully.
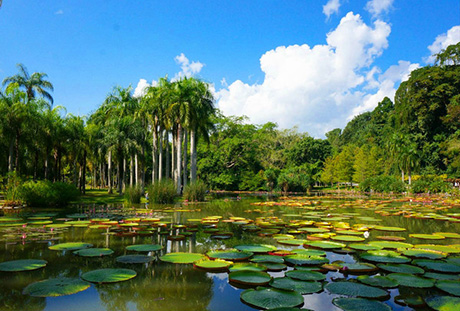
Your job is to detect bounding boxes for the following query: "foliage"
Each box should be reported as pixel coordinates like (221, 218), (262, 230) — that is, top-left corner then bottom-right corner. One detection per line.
(0, 171), (23, 206)
(147, 180), (176, 204)
(19, 180), (79, 207)
(359, 175), (406, 193)
(277, 164), (316, 192)
(183, 180), (207, 202)
(124, 185), (143, 204)
(411, 175), (451, 194)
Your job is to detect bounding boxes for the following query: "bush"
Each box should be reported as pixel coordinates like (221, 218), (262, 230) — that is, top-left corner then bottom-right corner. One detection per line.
(411, 175), (450, 193)
(360, 175), (406, 193)
(0, 171), (23, 206)
(147, 180), (176, 204)
(277, 164), (315, 192)
(124, 185), (143, 204)
(183, 181), (207, 202)
(19, 180), (79, 207)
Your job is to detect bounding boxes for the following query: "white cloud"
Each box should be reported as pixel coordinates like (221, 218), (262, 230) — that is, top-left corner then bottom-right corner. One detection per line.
(426, 25), (460, 63)
(55, 9), (64, 15)
(173, 53), (204, 80)
(217, 12), (394, 137)
(365, 0), (393, 18)
(323, 0), (341, 19)
(133, 79), (157, 98)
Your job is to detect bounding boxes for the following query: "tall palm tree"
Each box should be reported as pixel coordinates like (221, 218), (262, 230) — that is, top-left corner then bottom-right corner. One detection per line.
(2, 64), (54, 104)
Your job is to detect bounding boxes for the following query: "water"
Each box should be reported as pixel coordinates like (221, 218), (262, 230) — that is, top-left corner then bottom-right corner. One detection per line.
(0, 193), (459, 311)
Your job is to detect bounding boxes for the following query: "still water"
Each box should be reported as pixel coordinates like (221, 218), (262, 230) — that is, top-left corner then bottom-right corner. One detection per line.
(0, 193), (459, 311)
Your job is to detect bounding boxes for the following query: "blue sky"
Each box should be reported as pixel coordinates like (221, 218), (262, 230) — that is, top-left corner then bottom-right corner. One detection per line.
(0, 0), (459, 136)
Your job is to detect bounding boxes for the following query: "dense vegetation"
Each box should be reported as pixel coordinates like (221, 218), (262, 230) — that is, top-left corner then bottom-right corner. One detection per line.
(1, 44), (459, 201)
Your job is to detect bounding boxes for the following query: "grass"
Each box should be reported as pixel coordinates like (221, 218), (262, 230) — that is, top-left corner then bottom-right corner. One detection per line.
(74, 189), (127, 205)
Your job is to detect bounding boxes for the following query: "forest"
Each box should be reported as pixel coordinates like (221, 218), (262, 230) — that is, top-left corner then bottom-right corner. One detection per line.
(1, 43), (459, 200)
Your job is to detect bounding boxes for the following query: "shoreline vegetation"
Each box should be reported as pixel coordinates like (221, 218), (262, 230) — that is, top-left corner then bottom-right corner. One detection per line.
(1, 44), (460, 208)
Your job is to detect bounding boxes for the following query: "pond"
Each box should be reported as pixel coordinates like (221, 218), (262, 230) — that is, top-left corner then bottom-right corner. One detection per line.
(0, 192), (460, 311)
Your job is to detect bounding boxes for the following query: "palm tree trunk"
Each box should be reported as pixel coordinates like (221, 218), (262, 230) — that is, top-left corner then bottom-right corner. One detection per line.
(108, 150), (113, 194)
(130, 154), (134, 187)
(15, 130), (20, 173)
(81, 150), (87, 194)
(33, 150), (39, 181)
(117, 154), (122, 195)
(190, 129), (197, 182)
(8, 138), (14, 172)
(408, 169), (412, 185)
(158, 130), (163, 181)
(165, 132), (170, 179)
(401, 170), (405, 183)
(74, 159), (78, 187)
(176, 125), (182, 194)
(171, 131), (175, 181)
(152, 128), (158, 184)
(44, 147), (49, 180)
(122, 156), (127, 193)
(182, 129), (188, 188)
(135, 153), (139, 186)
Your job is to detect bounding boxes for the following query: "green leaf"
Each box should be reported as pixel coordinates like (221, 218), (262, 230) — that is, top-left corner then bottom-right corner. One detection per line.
(81, 268), (136, 283)
(23, 278), (90, 297)
(332, 298), (392, 311)
(325, 281), (389, 298)
(240, 288), (304, 309)
(269, 277), (322, 294)
(0, 259), (47, 272)
(229, 270), (272, 286)
(159, 252), (205, 264)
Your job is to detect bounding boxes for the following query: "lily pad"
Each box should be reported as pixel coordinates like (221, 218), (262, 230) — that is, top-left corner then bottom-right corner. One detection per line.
(409, 234), (445, 240)
(377, 263), (425, 274)
(240, 288), (304, 309)
(387, 273), (434, 288)
(235, 244), (277, 253)
(23, 277), (90, 297)
(425, 296), (460, 311)
(250, 255), (285, 264)
(270, 277), (322, 294)
(229, 262), (267, 272)
(368, 241), (413, 249)
(116, 255), (155, 264)
(338, 262), (378, 274)
(414, 244), (460, 254)
(159, 252), (205, 264)
(193, 259), (232, 271)
(325, 281), (389, 298)
(229, 270), (272, 286)
(400, 248), (447, 259)
(360, 250), (410, 263)
(285, 270), (326, 281)
(207, 249), (253, 261)
(0, 259), (47, 272)
(73, 248), (114, 257)
(49, 242), (93, 251)
(425, 272), (460, 281)
(436, 280), (460, 296)
(412, 259), (460, 273)
(348, 243), (383, 251)
(331, 235), (365, 242)
(374, 226), (406, 232)
(357, 275), (398, 288)
(81, 268), (137, 283)
(284, 254), (329, 266)
(332, 298), (391, 311)
(304, 240), (346, 249)
(125, 244), (163, 252)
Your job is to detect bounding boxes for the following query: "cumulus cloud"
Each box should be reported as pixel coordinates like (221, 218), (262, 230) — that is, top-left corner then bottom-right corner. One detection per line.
(217, 12), (395, 137)
(323, 0), (341, 19)
(173, 53), (204, 80)
(365, 0), (393, 18)
(133, 79), (157, 98)
(55, 9), (64, 15)
(426, 25), (460, 63)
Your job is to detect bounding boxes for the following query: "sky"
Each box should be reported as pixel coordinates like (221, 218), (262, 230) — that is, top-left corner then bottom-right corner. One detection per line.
(0, 0), (459, 137)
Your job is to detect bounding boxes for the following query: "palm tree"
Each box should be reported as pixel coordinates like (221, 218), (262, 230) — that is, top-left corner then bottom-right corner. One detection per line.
(2, 64), (54, 104)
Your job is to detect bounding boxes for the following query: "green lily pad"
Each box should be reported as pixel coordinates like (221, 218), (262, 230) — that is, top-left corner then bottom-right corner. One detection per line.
(73, 248), (114, 257)
(348, 243), (383, 251)
(409, 234), (445, 240)
(285, 270), (326, 281)
(207, 249), (253, 261)
(434, 232), (460, 239)
(338, 262), (378, 274)
(414, 244), (460, 254)
(235, 244), (277, 253)
(270, 277), (322, 294)
(387, 273), (434, 288)
(229, 262), (267, 272)
(413, 259), (460, 273)
(284, 254), (329, 266)
(277, 239), (307, 246)
(394, 294), (425, 307)
(116, 255), (155, 264)
(241, 288), (304, 309)
(125, 244), (163, 252)
(360, 250), (410, 263)
(377, 263), (425, 274)
(263, 263), (287, 271)
(159, 252), (205, 264)
(229, 270), (272, 286)
(368, 241), (413, 249)
(332, 298), (391, 311)
(304, 240), (346, 249)
(0, 259), (47, 272)
(400, 248), (447, 259)
(250, 255), (284, 264)
(425, 272), (460, 280)
(374, 226), (406, 232)
(425, 296), (460, 311)
(23, 277), (90, 297)
(357, 275), (399, 288)
(436, 280), (460, 296)
(193, 259), (232, 271)
(325, 281), (389, 298)
(49, 242), (93, 251)
(331, 235), (365, 242)
(292, 249), (326, 256)
(81, 268), (137, 283)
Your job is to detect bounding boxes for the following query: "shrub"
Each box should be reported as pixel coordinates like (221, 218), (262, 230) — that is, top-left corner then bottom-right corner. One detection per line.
(19, 180), (79, 207)
(277, 164), (315, 192)
(360, 175), (406, 193)
(147, 180), (176, 204)
(0, 171), (23, 206)
(124, 185), (143, 204)
(411, 175), (450, 193)
(184, 181), (207, 202)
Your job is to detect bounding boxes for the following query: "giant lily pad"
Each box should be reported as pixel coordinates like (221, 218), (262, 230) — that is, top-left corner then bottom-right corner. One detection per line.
(304, 240), (346, 249)
(125, 244), (163, 252)
(360, 250), (410, 263)
(337, 262), (378, 274)
(23, 277), (90, 297)
(81, 268), (137, 283)
(331, 235), (365, 242)
(207, 249), (253, 261)
(368, 241), (413, 249)
(159, 252), (205, 264)
(377, 263), (424, 274)
(285, 270), (326, 281)
(229, 262), (267, 272)
(425, 296), (460, 311)
(387, 273), (434, 288)
(269, 277), (322, 294)
(116, 255), (155, 264)
(250, 255), (284, 264)
(73, 248), (114, 257)
(400, 248), (446, 259)
(49, 242), (93, 251)
(409, 234), (445, 240)
(240, 288), (304, 309)
(229, 270), (272, 286)
(325, 281), (389, 298)
(0, 259), (47, 272)
(284, 254), (329, 266)
(374, 226), (406, 232)
(435, 280), (460, 296)
(332, 298), (392, 311)
(193, 259), (232, 271)
(414, 244), (460, 254)
(357, 275), (398, 288)
(412, 259), (460, 273)
(235, 244), (277, 253)
(349, 243), (383, 251)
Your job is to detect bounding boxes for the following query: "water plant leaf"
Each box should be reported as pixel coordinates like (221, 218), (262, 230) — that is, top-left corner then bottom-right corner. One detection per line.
(377, 263), (425, 274)
(240, 287), (304, 309)
(424, 272), (460, 281)
(125, 244), (163, 252)
(284, 254), (329, 266)
(235, 244), (277, 253)
(193, 259), (232, 271)
(250, 255), (285, 264)
(73, 248), (114, 257)
(116, 255), (155, 264)
(337, 262), (378, 274)
(263, 263), (287, 271)
(331, 235), (365, 242)
(348, 243), (383, 251)
(23, 277), (90, 297)
(49, 242), (93, 251)
(81, 268), (136, 283)
(207, 249), (253, 261)
(357, 275), (398, 288)
(304, 240), (346, 249)
(159, 252), (205, 264)
(359, 250), (410, 263)
(386, 273), (434, 288)
(269, 277), (322, 294)
(409, 234), (445, 240)
(368, 241), (413, 249)
(228, 270), (272, 286)
(285, 270), (326, 281)
(325, 281), (389, 298)
(0, 259), (47, 272)
(400, 248), (446, 259)
(425, 296), (460, 311)
(229, 262), (267, 272)
(412, 259), (460, 273)
(332, 297), (392, 311)
(435, 280), (460, 296)
(414, 244), (460, 254)
(374, 226), (406, 232)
